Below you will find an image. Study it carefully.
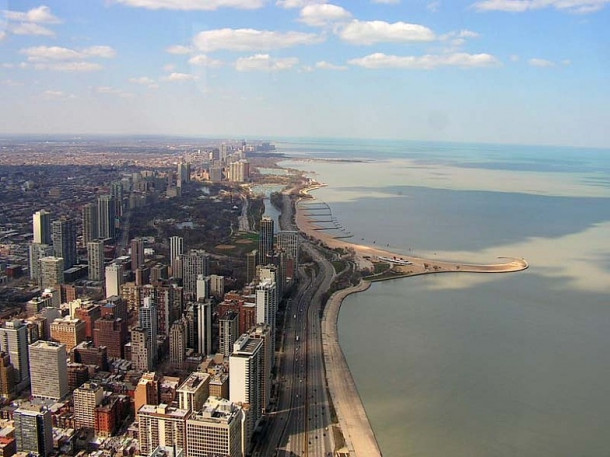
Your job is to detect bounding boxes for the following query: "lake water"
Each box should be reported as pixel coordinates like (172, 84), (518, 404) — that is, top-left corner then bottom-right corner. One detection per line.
(280, 139), (610, 457)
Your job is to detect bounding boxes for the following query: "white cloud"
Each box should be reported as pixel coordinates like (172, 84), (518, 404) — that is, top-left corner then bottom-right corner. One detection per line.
(0, 31), (6, 41)
(348, 52), (500, 69)
(315, 60), (347, 70)
(439, 29), (480, 48)
(528, 57), (555, 67)
(561, 59), (571, 65)
(166, 45), (192, 55)
(276, 0), (326, 7)
(510, 54), (520, 61)
(9, 22), (55, 36)
(299, 3), (351, 27)
(32, 62), (104, 72)
(21, 45), (116, 62)
(339, 20), (436, 44)
(193, 28), (322, 52)
(162, 72), (199, 81)
(41, 90), (76, 100)
(128, 76), (159, 88)
(3, 5), (61, 23)
(427, 0), (441, 11)
(188, 54), (223, 67)
(0, 79), (24, 86)
(114, 0), (265, 10)
(472, 0), (610, 13)
(96, 86), (135, 98)
(235, 54), (299, 71)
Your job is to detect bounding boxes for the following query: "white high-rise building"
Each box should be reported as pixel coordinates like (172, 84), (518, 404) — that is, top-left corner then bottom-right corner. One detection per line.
(186, 397), (244, 457)
(229, 334), (263, 445)
(177, 372), (210, 412)
(0, 320), (30, 388)
(32, 210), (52, 245)
(29, 243), (53, 282)
(196, 274), (209, 301)
(73, 383), (104, 429)
(29, 340), (68, 400)
(131, 327), (152, 371)
(256, 279), (277, 332)
(105, 263), (123, 298)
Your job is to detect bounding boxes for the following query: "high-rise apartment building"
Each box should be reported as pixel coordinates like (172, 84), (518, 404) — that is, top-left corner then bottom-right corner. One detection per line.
(110, 181), (123, 217)
(186, 397), (244, 457)
(97, 195), (116, 240)
(177, 372), (210, 412)
(245, 250), (258, 284)
(0, 321), (30, 388)
(258, 216), (274, 265)
(39, 256), (64, 290)
(134, 372), (160, 418)
(229, 334), (263, 443)
(32, 210), (52, 245)
(139, 297), (158, 363)
(138, 404), (190, 456)
(169, 236), (184, 278)
(52, 218), (77, 269)
(82, 202), (98, 245)
(195, 300), (213, 356)
(29, 340), (69, 400)
(130, 238), (145, 271)
(105, 263), (123, 298)
(50, 317), (86, 352)
(182, 250), (210, 300)
(93, 316), (126, 359)
(29, 243), (53, 282)
(209, 274), (225, 298)
(87, 240), (105, 281)
(13, 403), (53, 457)
(256, 279), (277, 334)
(73, 382), (104, 429)
(0, 352), (15, 397)
(131, 327), (152, 371)
(219, 310), (240, 358)
(169, 319), (187, 368)
(249, 324), (273, 410)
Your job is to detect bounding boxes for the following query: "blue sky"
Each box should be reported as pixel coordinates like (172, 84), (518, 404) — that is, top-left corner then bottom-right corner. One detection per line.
(0, 0), (608, 147)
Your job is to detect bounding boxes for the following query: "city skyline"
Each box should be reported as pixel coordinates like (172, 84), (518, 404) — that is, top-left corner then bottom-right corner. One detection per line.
(0, 0), (608, 148)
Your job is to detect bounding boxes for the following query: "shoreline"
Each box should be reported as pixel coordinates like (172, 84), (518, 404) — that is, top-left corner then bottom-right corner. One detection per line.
(295, 181), (528, 457)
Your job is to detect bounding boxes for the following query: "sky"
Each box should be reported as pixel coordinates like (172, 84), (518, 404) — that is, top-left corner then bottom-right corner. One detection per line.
(0, 0), (608, 148)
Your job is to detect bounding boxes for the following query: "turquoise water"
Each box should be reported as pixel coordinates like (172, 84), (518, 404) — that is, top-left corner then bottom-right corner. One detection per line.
(280, 139), (610, 457)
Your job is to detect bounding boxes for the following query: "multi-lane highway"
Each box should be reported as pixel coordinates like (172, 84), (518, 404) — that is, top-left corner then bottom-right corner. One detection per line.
(253, 193), (338, 456)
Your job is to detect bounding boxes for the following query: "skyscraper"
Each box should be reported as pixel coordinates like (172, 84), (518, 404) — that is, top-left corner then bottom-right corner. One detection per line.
(52, 218), (77, 269)
(182, 249), (210, 300)
(219, 310), (239, 358)
(29, 340), (69, 400)
(229, 334), (263, 446)
(97, 195), (116, 240)
(73, 382), (104, 429)
(110, 181), (123, 217)
(130, 238), (145, 271)
(131, 327), (152, 371)
(195, 300), (213, 356)
(32, 210), (52, 245)
(87, 240), (105, 281)
(13, 403), (53, 457)
(139, 297), (158, 363)
(105, 263), (123, 298)
(258, 216), (274, 264)
(169, 236), (184, 278)
(255, 279), (277, 340)
(0, 320), (28, 386)
(245, 249), (258, 284)
(82, 202), (98, 245)
(29, 242), (53, 281)
(249, 324), (273, 410)
(138, 404), (189, 456)
(39, 256), (64, 290)
(0, 352), (15, 397)
(186, 397), (244, 457)
(169, 318), (187, 368)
